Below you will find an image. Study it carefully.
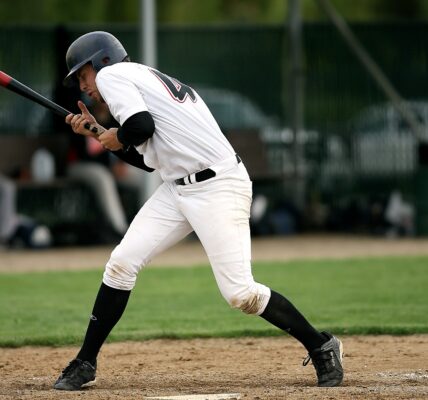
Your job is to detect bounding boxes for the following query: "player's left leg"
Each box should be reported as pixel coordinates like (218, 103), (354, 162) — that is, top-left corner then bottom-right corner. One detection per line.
(179, 162), (343, 386)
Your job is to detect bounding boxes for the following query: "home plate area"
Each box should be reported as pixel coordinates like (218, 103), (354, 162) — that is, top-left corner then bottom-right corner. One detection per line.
(146, 394), (240, 400)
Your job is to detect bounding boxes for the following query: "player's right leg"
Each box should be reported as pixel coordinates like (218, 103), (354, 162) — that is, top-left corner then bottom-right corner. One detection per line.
(54, 181), (193, 390)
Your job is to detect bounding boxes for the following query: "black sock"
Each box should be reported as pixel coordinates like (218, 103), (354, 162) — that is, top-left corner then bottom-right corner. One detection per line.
(77, 282), (131, 364)
(260, 290), (326, 352)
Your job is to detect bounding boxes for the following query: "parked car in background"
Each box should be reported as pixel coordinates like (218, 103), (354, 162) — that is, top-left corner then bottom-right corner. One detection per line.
(349, 101), (428, 175)
(194, 86), (274, 130)
(194, 86), (320, 177)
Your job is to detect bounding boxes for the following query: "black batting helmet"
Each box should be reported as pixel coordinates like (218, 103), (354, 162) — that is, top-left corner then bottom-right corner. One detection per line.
(63, 31), (128, 87)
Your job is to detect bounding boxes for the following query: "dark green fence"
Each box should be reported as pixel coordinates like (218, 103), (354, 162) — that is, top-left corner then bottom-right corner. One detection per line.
(1, 22), (427, 235)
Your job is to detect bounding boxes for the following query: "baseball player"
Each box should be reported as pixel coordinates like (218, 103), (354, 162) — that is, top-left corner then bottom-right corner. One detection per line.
(54, 31), (343, 391)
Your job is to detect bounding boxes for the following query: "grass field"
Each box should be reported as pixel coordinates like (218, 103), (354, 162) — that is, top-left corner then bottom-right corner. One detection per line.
(0, 256), (427, 347)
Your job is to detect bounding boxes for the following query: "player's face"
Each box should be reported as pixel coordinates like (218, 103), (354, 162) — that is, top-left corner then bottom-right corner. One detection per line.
(76, 64), (102, 102)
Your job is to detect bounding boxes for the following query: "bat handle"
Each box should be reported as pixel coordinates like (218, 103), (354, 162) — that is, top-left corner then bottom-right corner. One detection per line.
(84, 123), (99, 134)
(83, 123), (106, 137)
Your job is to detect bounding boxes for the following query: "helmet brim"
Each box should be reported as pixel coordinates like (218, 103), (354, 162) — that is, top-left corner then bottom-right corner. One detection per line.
(62, 55), (94, 88)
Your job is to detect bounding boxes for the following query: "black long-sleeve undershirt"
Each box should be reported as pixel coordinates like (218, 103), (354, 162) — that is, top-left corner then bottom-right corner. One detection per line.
(112, 111), (155, 172)
(111, 146), (154, 172)
(117, 111), (155, 147)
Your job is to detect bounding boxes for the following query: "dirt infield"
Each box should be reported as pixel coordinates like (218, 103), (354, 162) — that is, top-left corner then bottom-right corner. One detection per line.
(1, 336), (427, 400)
(1, 235), (428, 399)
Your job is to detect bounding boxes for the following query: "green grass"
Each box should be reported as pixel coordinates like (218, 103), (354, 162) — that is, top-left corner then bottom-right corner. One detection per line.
(0, 256), (427, 347)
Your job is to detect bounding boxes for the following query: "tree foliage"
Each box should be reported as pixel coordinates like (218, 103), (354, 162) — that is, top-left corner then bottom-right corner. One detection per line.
(1, 0), (428, 25)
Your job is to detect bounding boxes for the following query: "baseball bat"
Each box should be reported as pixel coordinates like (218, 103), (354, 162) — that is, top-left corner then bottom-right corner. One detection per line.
(0, 70), (98, 134)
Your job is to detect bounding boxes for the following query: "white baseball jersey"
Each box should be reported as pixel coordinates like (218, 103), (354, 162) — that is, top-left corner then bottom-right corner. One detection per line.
(96, 62), (236, 181)
(97, 62), (271, 316)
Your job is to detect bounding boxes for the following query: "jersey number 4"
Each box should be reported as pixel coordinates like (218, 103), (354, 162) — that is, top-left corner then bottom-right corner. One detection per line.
(150, 69), (197, 103)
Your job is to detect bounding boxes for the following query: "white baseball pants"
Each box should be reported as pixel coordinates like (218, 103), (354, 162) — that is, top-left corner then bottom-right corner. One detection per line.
(103, 156), (271, 315)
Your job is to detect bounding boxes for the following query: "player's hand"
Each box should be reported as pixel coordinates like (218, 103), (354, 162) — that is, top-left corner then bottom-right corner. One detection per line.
(65, 100), (98, 138)
(98, 128), (123, 151)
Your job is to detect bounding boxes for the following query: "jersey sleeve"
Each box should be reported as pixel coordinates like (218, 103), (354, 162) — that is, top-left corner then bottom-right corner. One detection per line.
(96, 68), (148, 125)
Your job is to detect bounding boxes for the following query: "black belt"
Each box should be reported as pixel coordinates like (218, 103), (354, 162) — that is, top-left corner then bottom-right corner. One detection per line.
(175, 154), (242, 186)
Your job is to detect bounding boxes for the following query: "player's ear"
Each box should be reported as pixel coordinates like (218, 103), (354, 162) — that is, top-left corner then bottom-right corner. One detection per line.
(102, 57), (110, 65)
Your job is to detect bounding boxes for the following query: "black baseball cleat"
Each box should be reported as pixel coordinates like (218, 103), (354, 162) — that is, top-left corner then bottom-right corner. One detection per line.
(303, 331), (344, 387)
(53, 358), (97, 390)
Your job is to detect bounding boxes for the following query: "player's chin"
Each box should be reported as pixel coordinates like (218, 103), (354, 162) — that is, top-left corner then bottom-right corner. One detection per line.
(92, 93), (102, 103)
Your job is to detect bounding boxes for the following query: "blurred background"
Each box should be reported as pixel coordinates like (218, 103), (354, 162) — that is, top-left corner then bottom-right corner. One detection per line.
(1, 0), (428, 247)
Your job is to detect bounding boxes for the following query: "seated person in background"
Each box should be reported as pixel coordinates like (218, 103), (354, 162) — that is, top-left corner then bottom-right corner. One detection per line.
(54, 47), (146, 235)
(67, 99), (154, 236)
(66, 101), (130, 236)
(0, 174), (52, 249)
(92, 101), (148, 207)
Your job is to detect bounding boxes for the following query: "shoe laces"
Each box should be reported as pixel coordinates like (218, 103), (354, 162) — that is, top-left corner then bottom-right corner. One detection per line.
(303, 350), (334, 375)
(302, 354), (311, 366)
(61, 359), (82, 376)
